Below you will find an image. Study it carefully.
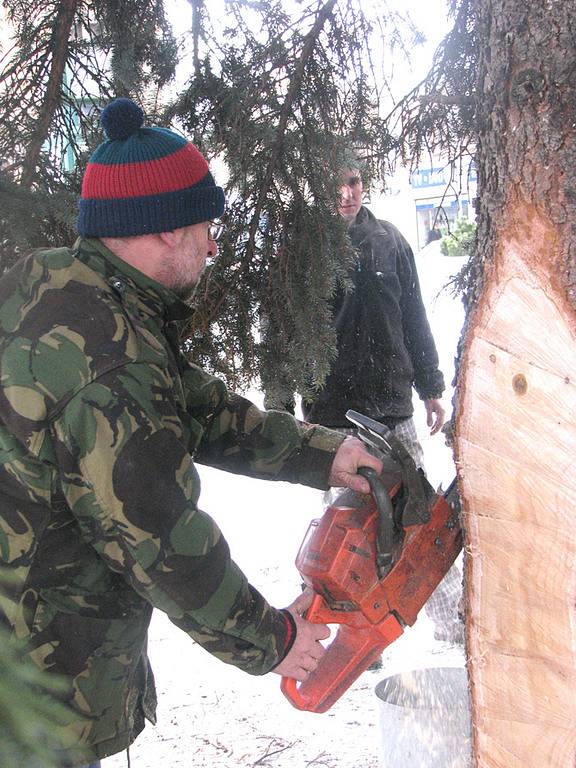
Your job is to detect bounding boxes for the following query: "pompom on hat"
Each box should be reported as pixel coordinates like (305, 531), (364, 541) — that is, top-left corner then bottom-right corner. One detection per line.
(77, 98), (225, 237)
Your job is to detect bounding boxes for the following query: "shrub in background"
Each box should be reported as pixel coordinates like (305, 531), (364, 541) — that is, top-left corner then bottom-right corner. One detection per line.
(441, 218), (476, 258)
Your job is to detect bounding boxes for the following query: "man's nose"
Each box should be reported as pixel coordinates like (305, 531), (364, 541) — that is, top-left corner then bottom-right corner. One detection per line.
(207, 239), (218, 259)
(340, 183), (352, 201)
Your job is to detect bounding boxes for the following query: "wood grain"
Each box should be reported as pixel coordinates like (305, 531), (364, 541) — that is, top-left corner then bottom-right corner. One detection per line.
(457, 225), (576, 766)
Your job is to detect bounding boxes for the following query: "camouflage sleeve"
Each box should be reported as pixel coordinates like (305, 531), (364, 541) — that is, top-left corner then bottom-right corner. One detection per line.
(181, 364), (345, 489)
(51, 363), (295, 675)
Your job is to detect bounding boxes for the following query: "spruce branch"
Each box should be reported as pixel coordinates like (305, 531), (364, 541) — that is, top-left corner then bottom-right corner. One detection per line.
(20, 0), (79, 189)
(243, 0), (338, 272)
(419, 93), (475, 106)
(191, 0), (202, 79)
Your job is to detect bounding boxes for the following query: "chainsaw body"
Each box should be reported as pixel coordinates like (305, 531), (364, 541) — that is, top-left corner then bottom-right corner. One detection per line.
(280, 410), (462, 713)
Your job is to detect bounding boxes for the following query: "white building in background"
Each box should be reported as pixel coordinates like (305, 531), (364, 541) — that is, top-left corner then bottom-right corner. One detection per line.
(369, 158), (477, 254)
(0, 6), (10, 52)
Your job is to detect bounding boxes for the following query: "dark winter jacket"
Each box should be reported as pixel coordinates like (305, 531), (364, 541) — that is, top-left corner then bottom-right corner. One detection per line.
(303, 206), (444, 427)
(0, 238), (344, 766)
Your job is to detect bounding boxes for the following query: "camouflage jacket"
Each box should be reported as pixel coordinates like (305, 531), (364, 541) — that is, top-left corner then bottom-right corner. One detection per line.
(0, 238), (344, 766)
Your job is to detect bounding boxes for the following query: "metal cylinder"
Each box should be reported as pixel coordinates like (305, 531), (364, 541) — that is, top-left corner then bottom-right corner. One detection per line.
(375, 666), (471, 767)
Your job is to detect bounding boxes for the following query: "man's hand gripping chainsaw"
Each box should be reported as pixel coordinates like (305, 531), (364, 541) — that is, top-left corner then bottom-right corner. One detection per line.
(280, 409), (462, 713)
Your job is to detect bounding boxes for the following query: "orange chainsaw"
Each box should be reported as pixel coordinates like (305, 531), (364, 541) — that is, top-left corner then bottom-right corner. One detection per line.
(280, 409), (462, 713)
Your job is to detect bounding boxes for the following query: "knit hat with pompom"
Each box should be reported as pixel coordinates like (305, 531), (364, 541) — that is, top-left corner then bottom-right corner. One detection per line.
(77, 98), (225, 237)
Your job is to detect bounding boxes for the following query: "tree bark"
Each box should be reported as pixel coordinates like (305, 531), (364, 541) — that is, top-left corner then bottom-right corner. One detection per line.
(21, 0), (79, 189)
(455, 2), (576, 766)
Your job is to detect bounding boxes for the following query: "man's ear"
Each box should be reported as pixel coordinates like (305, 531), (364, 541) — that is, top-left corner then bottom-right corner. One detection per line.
(158, 230), (179, 248)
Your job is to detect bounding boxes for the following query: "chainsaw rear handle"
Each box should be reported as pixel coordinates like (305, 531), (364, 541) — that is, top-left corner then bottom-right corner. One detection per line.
(280, 615), (404, 713)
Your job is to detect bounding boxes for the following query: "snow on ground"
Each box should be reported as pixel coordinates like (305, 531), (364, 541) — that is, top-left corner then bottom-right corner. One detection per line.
(103, 249), (467, 768)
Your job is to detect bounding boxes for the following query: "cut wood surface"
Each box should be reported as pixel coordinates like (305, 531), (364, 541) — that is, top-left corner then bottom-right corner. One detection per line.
(456, 209), (576, 766)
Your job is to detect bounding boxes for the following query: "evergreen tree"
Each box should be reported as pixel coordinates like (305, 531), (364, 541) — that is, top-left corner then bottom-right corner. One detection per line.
(0, 0), (177, 272)
(0, 0), (464, 397)
(0, 571), (78, 767)
(170, 0), (434, 402)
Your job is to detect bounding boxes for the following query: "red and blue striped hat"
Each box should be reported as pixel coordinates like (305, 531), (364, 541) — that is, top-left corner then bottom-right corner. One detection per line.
(77, 98), (225, 237)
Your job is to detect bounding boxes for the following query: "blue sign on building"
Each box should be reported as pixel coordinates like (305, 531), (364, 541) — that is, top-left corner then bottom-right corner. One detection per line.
(410, 162), (477, 189)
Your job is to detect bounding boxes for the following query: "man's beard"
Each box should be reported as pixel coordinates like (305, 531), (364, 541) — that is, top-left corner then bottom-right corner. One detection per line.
(170, 280), (197, 301)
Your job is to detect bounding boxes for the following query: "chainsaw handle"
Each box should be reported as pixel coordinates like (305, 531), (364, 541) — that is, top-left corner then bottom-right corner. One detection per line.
(280, 615), (404, 713)
(358, 466), (392, 520)
(305, 592), (328, 623)
(357, 466), (396, 570)
(346, 409), (430, 525)
(280, 675), (310, 711)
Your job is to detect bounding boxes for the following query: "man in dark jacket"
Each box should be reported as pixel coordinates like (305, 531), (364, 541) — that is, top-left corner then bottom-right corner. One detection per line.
(303, 166), (463, 648)
(303, 167), (446, 467)
(0, 100), (383, 768)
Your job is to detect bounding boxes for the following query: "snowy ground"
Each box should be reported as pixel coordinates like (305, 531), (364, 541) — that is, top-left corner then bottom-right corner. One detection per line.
(103, 247), (467, 768)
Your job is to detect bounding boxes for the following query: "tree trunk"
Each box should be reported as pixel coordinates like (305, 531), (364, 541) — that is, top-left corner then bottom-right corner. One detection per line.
(455, 2), (576, 766)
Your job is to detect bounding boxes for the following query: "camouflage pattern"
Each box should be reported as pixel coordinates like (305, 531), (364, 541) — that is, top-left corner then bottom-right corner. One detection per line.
(0, 238), (344, 766)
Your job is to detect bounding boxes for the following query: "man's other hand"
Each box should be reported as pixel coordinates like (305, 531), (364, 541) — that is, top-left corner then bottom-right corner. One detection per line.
(425, 398), (445, 435)
(272, 590), (329, 681)
(328, 436), (383, 494)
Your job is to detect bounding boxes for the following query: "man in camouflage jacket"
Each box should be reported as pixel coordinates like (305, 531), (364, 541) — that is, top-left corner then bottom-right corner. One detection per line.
(0, 99), (382, 767)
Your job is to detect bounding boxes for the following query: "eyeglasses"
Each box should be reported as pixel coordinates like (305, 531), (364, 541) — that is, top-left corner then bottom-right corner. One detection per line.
(208, 220), (225, 241)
